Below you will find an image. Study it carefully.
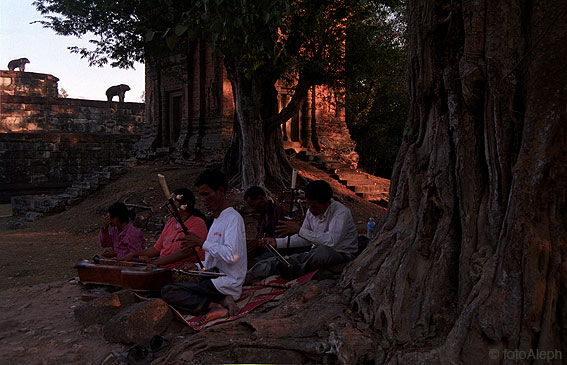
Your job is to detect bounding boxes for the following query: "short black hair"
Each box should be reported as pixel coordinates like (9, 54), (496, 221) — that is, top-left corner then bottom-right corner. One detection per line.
(108, 202), (135, 223)
(173, 187), (196, 210)
(244, 186), (266, 200)
(194, 168), (228, 192)
(305, 180), (333, 204)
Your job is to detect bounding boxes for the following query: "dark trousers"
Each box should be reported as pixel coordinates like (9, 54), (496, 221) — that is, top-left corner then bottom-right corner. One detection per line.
(160, 279), (225, 315)
(245, 245), (352, 284)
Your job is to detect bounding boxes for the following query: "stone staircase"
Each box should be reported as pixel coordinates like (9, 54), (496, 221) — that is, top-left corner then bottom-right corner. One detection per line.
(11, 158), (137, 221)
(297, 151), (390, 207)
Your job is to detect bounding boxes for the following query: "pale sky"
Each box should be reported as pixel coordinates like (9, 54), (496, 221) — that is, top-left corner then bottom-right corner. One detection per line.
(0, 0), (145, 102)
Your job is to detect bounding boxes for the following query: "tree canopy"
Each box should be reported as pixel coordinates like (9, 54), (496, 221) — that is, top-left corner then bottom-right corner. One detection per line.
(34, 0), (406, 187)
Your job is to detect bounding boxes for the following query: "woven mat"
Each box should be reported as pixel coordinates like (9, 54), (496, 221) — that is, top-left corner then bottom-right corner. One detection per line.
(173, 271), (317, 331)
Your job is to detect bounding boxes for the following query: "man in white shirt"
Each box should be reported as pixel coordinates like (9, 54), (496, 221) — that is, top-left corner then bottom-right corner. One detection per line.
(161, 169), (247, 323)
(246, 180), (358, 283)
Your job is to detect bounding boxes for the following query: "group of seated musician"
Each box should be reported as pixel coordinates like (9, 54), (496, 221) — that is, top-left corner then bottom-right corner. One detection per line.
(96, 170), (360, 323)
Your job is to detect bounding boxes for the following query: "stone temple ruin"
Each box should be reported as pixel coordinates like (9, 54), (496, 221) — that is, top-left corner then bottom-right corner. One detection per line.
(140, 38), (388, 204)
(140, 39), (360, 167)
(1, 48), (388, 221)
(0, 70), (144, 220)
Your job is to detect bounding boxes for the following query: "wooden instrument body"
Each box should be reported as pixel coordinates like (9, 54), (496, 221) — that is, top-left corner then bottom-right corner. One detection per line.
(74, 259), (172, 292)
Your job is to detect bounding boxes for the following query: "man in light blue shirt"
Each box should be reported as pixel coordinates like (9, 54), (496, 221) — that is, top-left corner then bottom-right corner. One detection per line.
(246, 180), (358, 283)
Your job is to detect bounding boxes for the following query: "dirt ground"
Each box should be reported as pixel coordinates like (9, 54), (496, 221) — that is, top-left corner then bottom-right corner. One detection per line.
(0, 158), (387, 364)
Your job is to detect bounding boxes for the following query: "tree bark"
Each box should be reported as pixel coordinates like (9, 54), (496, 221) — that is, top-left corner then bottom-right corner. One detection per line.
(222, 59), (306, 189)
(341, 0), (567, 362)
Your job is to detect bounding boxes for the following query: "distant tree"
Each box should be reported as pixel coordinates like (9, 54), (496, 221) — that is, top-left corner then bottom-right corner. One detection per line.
(345, 1), (407, 178)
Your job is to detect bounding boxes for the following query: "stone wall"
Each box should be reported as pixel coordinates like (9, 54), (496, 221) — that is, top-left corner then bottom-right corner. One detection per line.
(0, 70), (144, 134)
(0, 71), (59, 98)
(0, 132), (139, 203)
(0, 70), (145, 204)
(0, 95), (144, 134)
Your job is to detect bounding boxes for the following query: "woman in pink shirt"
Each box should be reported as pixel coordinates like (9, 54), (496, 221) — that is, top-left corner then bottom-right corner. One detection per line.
(98, 202), (146, 258)
(119, 188), (208, 268)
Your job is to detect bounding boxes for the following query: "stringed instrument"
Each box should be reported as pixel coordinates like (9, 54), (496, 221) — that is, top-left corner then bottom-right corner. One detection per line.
(74, 258), (172, 292)
(74, 258), (226, 292)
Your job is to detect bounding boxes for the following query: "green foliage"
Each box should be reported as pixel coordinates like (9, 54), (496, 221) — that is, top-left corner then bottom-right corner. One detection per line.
(33, 0), (367, 88)
(175, 0), (361, 84)
(33, 0), (191, 68)
(345, 1), (408, 177)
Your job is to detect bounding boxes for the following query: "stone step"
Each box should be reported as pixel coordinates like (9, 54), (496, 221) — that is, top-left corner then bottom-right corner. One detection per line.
(296, 150), (319, 161)
(107, 165), (126, 177)
(72, 181), (91, 190)
(120, 158), (137, 169)
(333, 167), (364, 175)
(318, 160), (350, 172)
(53, 193), (82, 206)
(338, 175), (372, 185)
(155, 147), (173, 155)
(25, 211), (43, 222)
(65, 186), (86, 197)
(357, 192), (390, 201)
(10, 158), (138, 221)
(92, 171), (111, 184)
(10, 196), (33, 214)
(351, 184), (388, 193)
(83, 176), (100, 190)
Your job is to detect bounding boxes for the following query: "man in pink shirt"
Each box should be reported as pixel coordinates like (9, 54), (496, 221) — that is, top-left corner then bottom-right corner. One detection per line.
(99, 202), (146, 258)
(119, 188), (207, 268)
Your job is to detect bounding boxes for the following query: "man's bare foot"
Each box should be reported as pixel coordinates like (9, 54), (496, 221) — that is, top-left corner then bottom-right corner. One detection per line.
(196, 303), (228, 326)
(221, 295), (240, 316)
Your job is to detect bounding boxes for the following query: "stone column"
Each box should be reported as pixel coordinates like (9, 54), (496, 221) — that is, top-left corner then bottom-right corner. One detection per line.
(301, 87), (314, 149)
(281, 94), (290, 141)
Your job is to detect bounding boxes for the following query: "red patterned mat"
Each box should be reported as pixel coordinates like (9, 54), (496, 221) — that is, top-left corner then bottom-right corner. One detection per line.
(173, 271), (317, 331)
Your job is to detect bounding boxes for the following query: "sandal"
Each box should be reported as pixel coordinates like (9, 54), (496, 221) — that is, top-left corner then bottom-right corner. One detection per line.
(149, 335), (171, 358)
(125, 345), (151, 365)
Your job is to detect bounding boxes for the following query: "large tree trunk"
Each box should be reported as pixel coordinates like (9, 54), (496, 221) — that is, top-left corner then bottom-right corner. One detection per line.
(341, 0), (567, 362)
(223, 60), (294, 189)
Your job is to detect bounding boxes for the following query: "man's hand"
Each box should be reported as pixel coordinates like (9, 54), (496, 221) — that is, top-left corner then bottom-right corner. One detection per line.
(116, 253), (134, 261)
(138, 255), (153, 264)
(178, 232), (205, 253)
(275, 219), (301, 237)
(258, 237), (276, 248)
(179, 262), (198, 271)
(101, 248), (117, 258)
